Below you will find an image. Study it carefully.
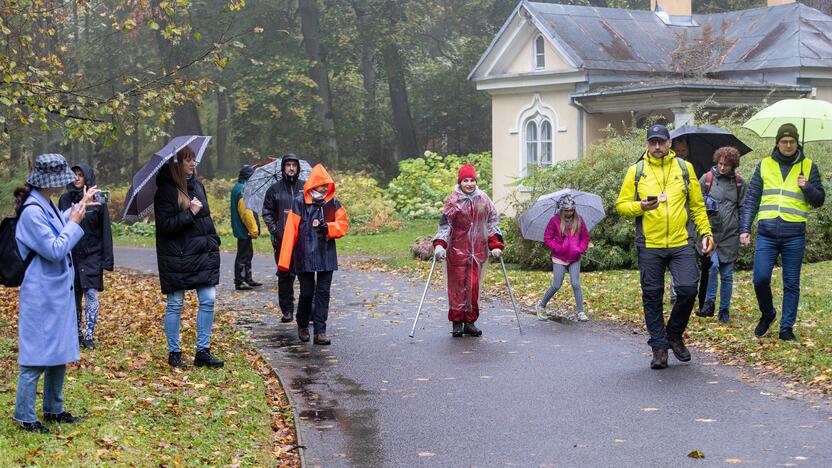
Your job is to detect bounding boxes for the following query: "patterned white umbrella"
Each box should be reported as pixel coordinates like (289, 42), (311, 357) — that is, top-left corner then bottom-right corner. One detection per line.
(518, 189), (605, 242)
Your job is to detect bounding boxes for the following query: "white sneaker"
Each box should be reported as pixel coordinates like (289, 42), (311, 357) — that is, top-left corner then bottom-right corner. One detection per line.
(577, 312), (588, 322)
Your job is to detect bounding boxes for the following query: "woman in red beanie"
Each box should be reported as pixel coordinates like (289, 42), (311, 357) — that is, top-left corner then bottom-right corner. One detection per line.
(432, 163), (504, 337)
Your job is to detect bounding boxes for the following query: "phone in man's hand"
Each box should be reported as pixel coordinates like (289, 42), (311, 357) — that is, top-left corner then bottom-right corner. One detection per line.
(645, 195), (658, 202)
(93, 191), (110, 203)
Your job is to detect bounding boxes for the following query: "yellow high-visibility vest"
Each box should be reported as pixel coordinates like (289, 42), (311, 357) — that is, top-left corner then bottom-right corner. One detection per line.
(758, 156), (812, 223)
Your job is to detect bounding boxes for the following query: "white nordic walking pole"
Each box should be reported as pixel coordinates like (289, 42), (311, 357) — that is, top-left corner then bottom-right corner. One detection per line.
(409, 256), (438, 338)
(498, 256), (523, 335)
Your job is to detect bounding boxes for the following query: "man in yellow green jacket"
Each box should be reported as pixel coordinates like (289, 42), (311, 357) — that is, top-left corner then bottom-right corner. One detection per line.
(616, 124), (714, 370)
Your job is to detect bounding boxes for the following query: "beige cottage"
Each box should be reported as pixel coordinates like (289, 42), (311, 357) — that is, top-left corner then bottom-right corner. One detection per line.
(471, 0), (832, 211)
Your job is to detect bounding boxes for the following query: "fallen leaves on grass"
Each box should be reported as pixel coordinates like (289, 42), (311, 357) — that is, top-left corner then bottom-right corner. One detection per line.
(0, 270), (298, 467)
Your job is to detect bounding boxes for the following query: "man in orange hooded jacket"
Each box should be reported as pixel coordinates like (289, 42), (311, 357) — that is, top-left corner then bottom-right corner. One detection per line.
(279, 164), (348, 345)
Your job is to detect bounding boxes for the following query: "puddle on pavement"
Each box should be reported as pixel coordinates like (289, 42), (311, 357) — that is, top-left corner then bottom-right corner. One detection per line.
(299, 408), (337, 421)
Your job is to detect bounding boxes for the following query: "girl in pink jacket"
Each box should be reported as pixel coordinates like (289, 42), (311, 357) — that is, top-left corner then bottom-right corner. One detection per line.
(536, 195), (590, 321)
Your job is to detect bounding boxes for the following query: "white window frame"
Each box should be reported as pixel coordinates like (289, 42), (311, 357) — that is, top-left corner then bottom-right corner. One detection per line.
(512, 93), (562, 185)
(523, 113), (553, 176)
(533, 34), (545, 70)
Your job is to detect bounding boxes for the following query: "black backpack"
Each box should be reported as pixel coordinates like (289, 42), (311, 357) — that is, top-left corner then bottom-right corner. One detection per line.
(0, 204), (39, 287)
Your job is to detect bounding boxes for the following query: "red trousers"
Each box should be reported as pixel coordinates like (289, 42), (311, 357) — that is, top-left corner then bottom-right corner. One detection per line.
(446, 260), (481, 322)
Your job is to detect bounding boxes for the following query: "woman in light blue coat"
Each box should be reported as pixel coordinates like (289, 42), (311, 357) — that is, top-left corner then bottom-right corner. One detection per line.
(12, 153), (98, 434)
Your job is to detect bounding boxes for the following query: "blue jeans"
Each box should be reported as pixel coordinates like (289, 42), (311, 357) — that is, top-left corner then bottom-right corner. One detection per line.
(13, 365), (66, 423)
(752, 234), (805, 332)
(165, 286), (216, 352)
(706, 253), (734, 310)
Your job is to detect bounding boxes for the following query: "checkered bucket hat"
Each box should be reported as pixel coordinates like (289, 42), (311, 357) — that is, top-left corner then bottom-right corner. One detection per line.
(27, 153), (76, 188)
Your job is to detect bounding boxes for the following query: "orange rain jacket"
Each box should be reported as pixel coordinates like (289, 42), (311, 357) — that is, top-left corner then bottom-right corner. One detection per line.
(278, 164), (348, 273)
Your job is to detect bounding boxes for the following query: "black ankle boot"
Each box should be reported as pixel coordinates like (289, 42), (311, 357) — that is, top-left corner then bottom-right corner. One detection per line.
(19, 421), (50, 434)
(281, 310), (294, 323)
(245, 278), (262, 287)
(168, 351), (185, 368)
(194, 348), (224, 368)
(463, 322), (482, 337)
(44, 411), (82, 424)
(718, 308), (730, 323)
(451, 321), (463, 337)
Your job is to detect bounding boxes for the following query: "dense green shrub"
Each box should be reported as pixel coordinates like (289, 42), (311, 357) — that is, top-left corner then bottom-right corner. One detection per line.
(388, 151), (492, 219)
(505, 117), (832, 271)
(333, 172), (401, 234)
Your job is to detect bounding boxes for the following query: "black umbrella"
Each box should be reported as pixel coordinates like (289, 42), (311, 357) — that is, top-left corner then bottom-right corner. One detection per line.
(669, 125), (752, 178)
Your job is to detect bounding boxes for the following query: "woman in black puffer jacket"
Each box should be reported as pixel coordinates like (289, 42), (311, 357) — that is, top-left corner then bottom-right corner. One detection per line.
(58, 164), (113, 350)
(154, 146), (223, 369)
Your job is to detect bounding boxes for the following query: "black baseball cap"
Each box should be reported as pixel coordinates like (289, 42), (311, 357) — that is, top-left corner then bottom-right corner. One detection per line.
(646, 124), (670, 141)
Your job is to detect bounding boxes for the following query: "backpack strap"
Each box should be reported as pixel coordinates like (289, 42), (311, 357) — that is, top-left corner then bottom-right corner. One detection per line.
(634, 159), (645, 201)
(734, 173), (742, 199)
(704, 171), (714, 196)
(675, 157), (690, 203)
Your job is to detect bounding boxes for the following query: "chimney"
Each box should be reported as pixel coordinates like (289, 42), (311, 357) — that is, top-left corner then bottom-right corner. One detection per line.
(651, 0), (692, 17)
(767, 0), (795, 5)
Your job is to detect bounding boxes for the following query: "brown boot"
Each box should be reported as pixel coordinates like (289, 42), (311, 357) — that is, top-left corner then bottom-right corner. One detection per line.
(314, 333), (331, 345)
(667, 335), (691, 362)
(650, 348), (668, 369)
(298, 328), (310, 343)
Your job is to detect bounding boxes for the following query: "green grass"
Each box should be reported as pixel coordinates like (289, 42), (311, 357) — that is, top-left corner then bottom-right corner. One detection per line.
(0, 271), (296, 466)
(114, 218), (438, 259)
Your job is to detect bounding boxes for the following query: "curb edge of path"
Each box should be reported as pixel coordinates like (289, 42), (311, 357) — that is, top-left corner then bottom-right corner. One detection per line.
(249, 345), (308, 468)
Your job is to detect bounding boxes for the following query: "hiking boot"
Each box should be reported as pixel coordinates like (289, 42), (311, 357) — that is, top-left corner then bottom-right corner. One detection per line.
(194, 348), (224, 368)
(667, 335), (691, 362)
(245, 279), (263, 287)
(19, 421), (50, 434)
(779, 327), (797, 341)
(754, 314), (776, 337)
(44, 411), (82, 424)
(696, 300), (715, 318)
(281, 310), (294, 323)
(577, 312), (588, 322)
(298, 327), (310, 342)
(168, 351), (185, 368)
(83, 337), (95, 350)
(718, 308), (730, 323)
(235, 283), (253, 291)
(314, 333), (331, 345)
(463, 322), (482, 337)
(650, 348), (668, 369)
(451, 321), (463, 337)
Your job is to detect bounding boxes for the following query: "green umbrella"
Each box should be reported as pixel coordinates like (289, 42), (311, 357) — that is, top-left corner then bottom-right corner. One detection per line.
(742, 98), (832, 144)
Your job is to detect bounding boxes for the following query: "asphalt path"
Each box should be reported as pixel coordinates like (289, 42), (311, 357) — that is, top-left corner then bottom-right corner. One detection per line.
(115, 246), (832, 467)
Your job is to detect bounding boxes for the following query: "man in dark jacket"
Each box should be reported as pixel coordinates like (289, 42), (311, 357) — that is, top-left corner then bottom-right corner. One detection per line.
(262, 154), (305, 323)
(230, 165), (261, 290)
(59, 164), (114, 350)
(740, 123), (825, 341)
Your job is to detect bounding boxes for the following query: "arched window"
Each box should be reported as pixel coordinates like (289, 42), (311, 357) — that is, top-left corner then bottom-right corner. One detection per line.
(534, 35), (545, 70)
(523, 113), (553, 174)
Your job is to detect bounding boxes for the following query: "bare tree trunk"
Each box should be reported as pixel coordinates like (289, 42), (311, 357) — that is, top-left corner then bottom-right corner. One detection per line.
(216, 90), (230, 171)
(298, 0), (339, 166)
(382, 41), (419, 160)
(349, 0), (388, 175)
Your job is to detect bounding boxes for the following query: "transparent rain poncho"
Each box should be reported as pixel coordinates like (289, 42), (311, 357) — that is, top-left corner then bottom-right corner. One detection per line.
(433, 186), (502, 322)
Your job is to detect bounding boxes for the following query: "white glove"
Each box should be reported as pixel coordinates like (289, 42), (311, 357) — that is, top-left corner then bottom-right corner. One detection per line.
(434, 245), (446, 259)
(491, 248), (502, 258)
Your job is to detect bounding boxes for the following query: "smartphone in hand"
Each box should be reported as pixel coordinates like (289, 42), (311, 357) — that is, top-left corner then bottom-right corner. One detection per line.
(93, 191), (110, 203)
(645, 195), (658, 202)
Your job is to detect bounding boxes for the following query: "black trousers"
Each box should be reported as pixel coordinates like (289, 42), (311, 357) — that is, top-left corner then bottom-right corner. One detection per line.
(272, 240), (297, 314)
(235, 238), (254, 285)
(297, 271), (333, 335)
(638, 245), (699, 349)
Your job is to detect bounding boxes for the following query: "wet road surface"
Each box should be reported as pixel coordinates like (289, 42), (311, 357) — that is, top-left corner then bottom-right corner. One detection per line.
(116, 247), (832, 467)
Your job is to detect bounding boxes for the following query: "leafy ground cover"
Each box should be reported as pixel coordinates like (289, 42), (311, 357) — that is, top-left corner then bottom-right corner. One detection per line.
(351, 255), (832, 396)
(0, 271), (299, 466)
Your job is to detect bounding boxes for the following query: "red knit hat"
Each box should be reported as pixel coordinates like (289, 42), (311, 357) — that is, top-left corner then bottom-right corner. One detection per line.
(457, 163), (477, 183)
